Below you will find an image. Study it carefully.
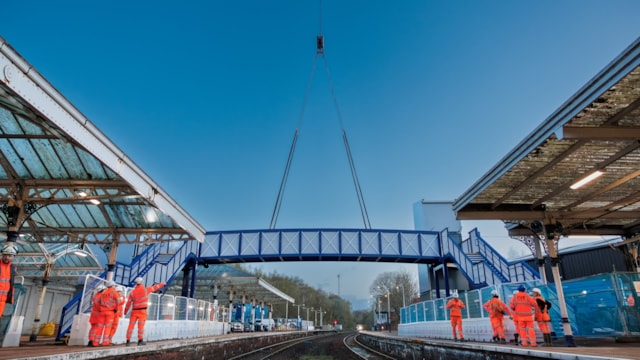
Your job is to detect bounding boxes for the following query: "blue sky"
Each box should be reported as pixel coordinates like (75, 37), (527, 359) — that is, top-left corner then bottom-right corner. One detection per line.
(3, 1), (640, 309)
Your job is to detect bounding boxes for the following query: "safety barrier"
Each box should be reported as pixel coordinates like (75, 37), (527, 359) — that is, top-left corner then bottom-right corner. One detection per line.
(400, 272), (640, 338)
(66, 277), (225, 346)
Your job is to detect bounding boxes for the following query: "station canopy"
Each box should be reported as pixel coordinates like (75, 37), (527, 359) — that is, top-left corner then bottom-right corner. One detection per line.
(0, 36), (205, 246)
(453, 37), (640, 239)
(163, 264), (295, 305)
(14, 242), (102, 281)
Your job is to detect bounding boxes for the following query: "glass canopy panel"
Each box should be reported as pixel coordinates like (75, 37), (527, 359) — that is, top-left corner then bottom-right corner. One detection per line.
(31, 139), (68, 178)
(11, 139), (49, 179)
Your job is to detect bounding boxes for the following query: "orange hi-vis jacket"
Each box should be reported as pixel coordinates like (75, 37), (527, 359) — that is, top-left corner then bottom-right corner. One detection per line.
(89, 292), (102, 323)
(483, 298), (510, 318)
(0, 262), (15, 304)
(533, 295), (551, 322)
(99, 287), (118, 312)
(125, 283), (165, 313)
(446, 298), (465, 317)
(510, 291), (535, 320)
(114, 291), (125, 317)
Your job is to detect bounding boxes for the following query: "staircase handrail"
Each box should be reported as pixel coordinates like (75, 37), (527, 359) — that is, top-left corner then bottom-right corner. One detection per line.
(140, 240), (199, 286)
(470, 228), (540, 282)
(440, 229), (502, 287)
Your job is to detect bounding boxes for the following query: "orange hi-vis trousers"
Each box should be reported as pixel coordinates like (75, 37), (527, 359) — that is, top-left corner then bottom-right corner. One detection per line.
(109, 315), (121, 339)
(450, 316), (463, 339)
(490, 316), (505, 339)
(127, 309), (148, 341)
(518, 319), (537, 347)
(93, 311), (115, 346)
(537, 321), (550, 334)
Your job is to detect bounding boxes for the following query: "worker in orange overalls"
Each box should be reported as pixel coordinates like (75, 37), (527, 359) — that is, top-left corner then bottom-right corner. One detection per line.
(87, 284), (106, 346)
(0, 245), (17, 318)
(511, 290), (520, 345)
(531, 288), (552, 346)
(93, 281), (118, 346)
(509, 284), (537, 347)
(109, 285), (126, 341)
(125, 277), (165, 346)
(483, 289), (510, 344)
(446, 292), (466, 342)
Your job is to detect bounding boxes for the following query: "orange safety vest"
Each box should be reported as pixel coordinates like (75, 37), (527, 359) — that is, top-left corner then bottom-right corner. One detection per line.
(446, 298), (465, 317)
(483, 297), (509, 318)
(99, 287), (118, 312)
(533, 294), (551, 322)
(0, 262), (14, 304)
(126, 283), (164, 312)
(510, 291), (535, 319)
(628, 295), (636, 307)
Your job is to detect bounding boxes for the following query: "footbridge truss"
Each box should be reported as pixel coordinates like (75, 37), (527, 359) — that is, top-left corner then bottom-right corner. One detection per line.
(199, 229), (441, 264)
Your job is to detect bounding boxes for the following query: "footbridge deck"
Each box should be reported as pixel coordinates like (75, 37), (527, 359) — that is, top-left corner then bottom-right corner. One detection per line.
(199, 229), (442, 264)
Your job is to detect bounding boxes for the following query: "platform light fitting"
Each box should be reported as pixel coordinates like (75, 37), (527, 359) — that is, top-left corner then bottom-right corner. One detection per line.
(89, 199), (101, 205)
(76, 190), (88, 197)
(73, 251), (87, 257)
(570, 171), (603, 189)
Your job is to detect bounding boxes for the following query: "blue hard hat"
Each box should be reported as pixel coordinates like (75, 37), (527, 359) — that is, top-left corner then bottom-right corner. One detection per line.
(518, 284), (526, 292)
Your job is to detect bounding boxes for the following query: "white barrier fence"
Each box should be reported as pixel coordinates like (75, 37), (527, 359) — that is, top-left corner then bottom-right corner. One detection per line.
(398, 317), (544, 344)
(68, 276), (227, 346)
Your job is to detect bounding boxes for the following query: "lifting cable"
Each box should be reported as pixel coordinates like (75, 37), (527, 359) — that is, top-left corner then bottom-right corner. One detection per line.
(270, 0), (371, 229)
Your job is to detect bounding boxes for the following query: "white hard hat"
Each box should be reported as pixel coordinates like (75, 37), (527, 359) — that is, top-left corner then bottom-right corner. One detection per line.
(491, 290), (499, 297)
(116, 286), (125, 293)
(532, 288), (541, 295)
(452, 292), (459, 298)
(513, 290), (518, 295)
(95, 284), (106, 292)
(1, 245), (17, 255)
(134, 277), (143, 284)
(106, 280), (116, 287)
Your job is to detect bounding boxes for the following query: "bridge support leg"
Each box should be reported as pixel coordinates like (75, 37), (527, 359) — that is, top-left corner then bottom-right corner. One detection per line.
(443, 260), (450, 297)
(189, 261), (197, 298)
(434, 265), (441, 299)
(181, 265), (191, 297)
(535, 236), (547, 284)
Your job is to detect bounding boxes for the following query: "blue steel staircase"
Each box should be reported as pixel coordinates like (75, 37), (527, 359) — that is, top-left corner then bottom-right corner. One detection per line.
(57, 240), (200, 341)
(440, 228), (540, 288)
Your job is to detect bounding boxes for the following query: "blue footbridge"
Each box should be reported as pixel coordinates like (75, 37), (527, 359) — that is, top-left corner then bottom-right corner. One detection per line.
(57, 227), (540, 341)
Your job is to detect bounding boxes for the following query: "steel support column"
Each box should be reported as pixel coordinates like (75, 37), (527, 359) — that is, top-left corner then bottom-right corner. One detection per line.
(546, 235), (576, 347)
(29, 263), (51, 342)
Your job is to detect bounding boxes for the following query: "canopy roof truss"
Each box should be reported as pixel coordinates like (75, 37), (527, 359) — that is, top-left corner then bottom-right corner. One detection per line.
(0, 36), (205, 245)
(453, 37), (640, 238)
(165, 265), (295, 305)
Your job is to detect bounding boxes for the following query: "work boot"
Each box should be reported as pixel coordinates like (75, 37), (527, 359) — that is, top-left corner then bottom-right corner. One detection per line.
(492, 336), (498, 343)
(126, 340), (131, 346)
(138, 339), (146, 346)
(500, 338), (506, 344)
(514, 334), (519, 346)
(545, 333), (553, 347)
(459, 338), (465, 342)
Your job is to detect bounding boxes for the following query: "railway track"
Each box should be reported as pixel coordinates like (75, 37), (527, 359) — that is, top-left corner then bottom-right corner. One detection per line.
(227, 331), (395, 360)
(344, 333), (397, 359)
